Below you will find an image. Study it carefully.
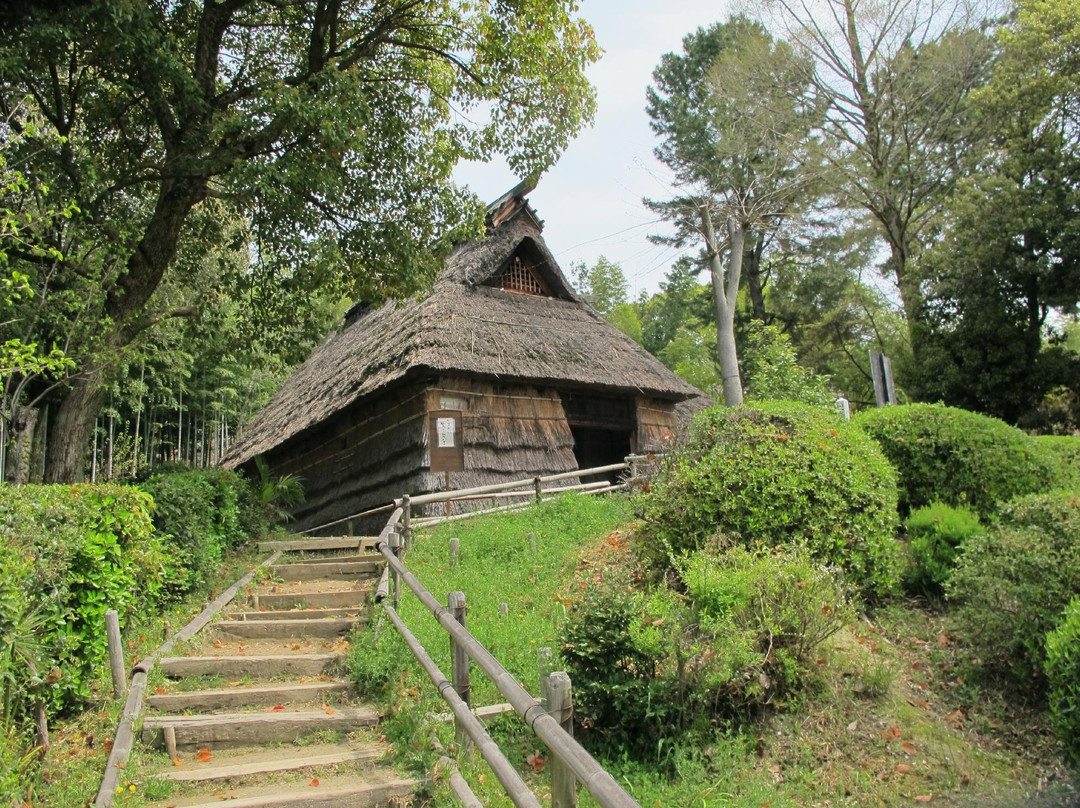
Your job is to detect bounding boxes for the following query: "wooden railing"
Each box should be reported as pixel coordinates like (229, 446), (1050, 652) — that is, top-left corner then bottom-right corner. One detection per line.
(371, 485), (643, 808)
(301, 454), (658, 536)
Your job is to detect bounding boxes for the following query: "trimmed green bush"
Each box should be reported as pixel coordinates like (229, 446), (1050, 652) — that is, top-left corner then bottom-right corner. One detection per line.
(1032, 434), (1080, 492)
(0, 485), (160, 716)
(902, 503), (983, 597)
(634, 401), (900, 596)
(947, 491), (1080, 686)
(1045, 597), (1080, 765)
(140, 467), (256, 597)
(854, 403), (1058, 517)
(559, 542), (852, 761)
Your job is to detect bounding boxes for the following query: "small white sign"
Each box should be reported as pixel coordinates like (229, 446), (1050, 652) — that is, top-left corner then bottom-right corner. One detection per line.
(437, 417), (456, 448)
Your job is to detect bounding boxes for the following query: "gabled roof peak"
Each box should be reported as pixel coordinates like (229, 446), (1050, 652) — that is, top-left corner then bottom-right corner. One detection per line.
(485, 179), (543, 233)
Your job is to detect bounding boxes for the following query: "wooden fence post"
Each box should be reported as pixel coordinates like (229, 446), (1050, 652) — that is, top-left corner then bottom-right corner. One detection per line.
(543, 670), (577, 808)
(449, 537), (460, 568)
(389, 532), (402, 610)
(402, 494), (413, 551)
(534, 476), (543, 503)
(105, 609), (127, 700)
(448, 590), (471, 753)
(537, 646), (553, 708)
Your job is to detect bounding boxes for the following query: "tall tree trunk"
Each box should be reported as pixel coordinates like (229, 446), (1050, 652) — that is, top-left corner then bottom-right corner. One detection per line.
(744, 237), (767, 322)
(4, 406), (39, 485)
(703, 207), (746, 407)
(44, 376), (106, 483)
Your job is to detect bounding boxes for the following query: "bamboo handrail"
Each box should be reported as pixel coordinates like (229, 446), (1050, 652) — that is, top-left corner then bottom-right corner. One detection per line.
(374, 541), (641, 808)
(380, 601), (542, 808)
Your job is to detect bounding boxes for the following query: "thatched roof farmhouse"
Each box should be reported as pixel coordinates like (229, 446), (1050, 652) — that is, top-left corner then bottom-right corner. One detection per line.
(222, 184), (703, 533)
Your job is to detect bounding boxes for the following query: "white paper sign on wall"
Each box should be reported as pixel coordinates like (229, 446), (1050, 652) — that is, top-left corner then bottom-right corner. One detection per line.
(437, 417), (456, 448)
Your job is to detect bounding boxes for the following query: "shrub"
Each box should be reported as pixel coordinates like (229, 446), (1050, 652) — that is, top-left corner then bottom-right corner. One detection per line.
(902, 503), (983, 597)
(0, 484), (159, 716)
(559, 541), (852, 760)
(854, 403), (1058, 517)
(347, 621), (409, 701)
(140, 467), (256, 597)
(634, 401), (900, 596)
(1045, 597), (1080, 765)
(1032, 435), (1080, 492)
(947, 491), (1080, 686)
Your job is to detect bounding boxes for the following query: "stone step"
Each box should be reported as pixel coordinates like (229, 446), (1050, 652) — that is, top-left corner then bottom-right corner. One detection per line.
(146, 775), (416, 808)
(161, 654), (341, 679)
(254, 589), (372, 611)
(270, 559), (382, 582)
(156, 742), (383, 782)
(227, 607), (364, 621)
(142, 706), (379, 750)
(259, 536), (378, 553)
(148, 681), (353, 713)
(214, 617), (363, 640)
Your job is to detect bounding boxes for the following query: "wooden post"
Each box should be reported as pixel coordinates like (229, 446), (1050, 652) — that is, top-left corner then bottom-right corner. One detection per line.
(402, 494), (412, 552)
(499, 602), (509, 616)
(448, 590), (471, 752)
(445, 470), (452, 517)
(35, 700), (49, 756)
(105, 609), (127, 699)
(389, 532), (402, 611)
(538, 646), (553, 708)
(526, 532), (536, 555)
(543, 671), (577, 808)
(449, 537), (460, 568)
(534, 476), (543, 503)
(163, 726), (178, 760)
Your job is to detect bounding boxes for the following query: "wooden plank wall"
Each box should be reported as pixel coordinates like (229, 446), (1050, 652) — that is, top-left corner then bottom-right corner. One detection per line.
(415, 378), (579, 516)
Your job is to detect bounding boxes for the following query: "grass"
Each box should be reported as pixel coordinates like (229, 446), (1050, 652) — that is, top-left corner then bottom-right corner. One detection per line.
(19, 541), (269, 807)
(349, 493), (1076, 808)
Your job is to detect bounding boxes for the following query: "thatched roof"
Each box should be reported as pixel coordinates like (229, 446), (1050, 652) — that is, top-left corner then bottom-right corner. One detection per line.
(223, 199), (701, 467)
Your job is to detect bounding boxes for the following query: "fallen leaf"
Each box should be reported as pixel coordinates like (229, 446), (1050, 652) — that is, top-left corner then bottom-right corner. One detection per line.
(173, 758), (182, 767)
(847, 721), (858, 732)
(324, 706), (335, 715)
(914, 796), (932, 802)
(526, 751), (545, 772)
(271, 704), (285, 712)
(901, 741), (916, 755)
(195, 748), (212, 763)
(212, 640), (224, 649)
(309, 778), (320, 787)
(896, 764), (912, 774)
(154, 686), (167, 695)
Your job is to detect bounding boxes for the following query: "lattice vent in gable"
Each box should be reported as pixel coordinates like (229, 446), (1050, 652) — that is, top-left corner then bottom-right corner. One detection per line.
(491, 255), (551, 296)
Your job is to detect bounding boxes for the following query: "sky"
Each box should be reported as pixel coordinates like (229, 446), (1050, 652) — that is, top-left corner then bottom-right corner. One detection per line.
(453, 0), (735, 300)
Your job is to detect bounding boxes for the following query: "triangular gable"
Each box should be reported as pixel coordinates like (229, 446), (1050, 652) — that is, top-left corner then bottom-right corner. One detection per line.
(482, 238), (574, 300)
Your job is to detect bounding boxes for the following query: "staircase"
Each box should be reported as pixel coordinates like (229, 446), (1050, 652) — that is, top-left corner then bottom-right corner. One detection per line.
(135, 537), (417, 808)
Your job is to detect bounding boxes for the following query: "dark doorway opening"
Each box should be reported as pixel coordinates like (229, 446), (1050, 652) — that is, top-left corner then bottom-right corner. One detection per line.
(569, 425), (632, 484)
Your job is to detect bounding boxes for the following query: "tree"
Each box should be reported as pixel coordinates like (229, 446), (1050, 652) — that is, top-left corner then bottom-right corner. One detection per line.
(646, 16), (825, 405)
(0, 0), (599, 481)
(764, 0), (995, 339)
(911, 0), (1080, 422)
(572, 256), (630, 317)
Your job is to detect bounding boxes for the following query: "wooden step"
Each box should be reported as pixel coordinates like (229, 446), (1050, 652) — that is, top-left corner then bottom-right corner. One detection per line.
(271, 559), (382, 582)
(141, 706), (379, 750)
(161, 654), (341, 679)
(145, 776), (416, 807)
(227, 607), (365, 621)
(255, 589), (371, 611)
(214, 617), (363, 640)
(258, 536), (377, 553)
(148, 681), (353, 713)
(157, 742), (383, 782)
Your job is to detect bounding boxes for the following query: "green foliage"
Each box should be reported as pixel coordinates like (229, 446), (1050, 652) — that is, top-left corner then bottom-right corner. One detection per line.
(741, 321), (834, 406)
(0, 484), (159, 717)
(657, 325), (721, 393)
(347, 620), (410, 701)
(635, 401), (900, 596)
(139, 468), (259, 597)
(854, 403), (1058, 518)
(560, 543), (852, 761)
(0, 722), (35, 806)
(1045, 597), (1080, 765)
(947, 491), (1080, 686)
(572, 256), (629, 317)
(901, 503), (983, 597)
(253, 455), (305, 526)
(1031, 435), (1080, 491)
